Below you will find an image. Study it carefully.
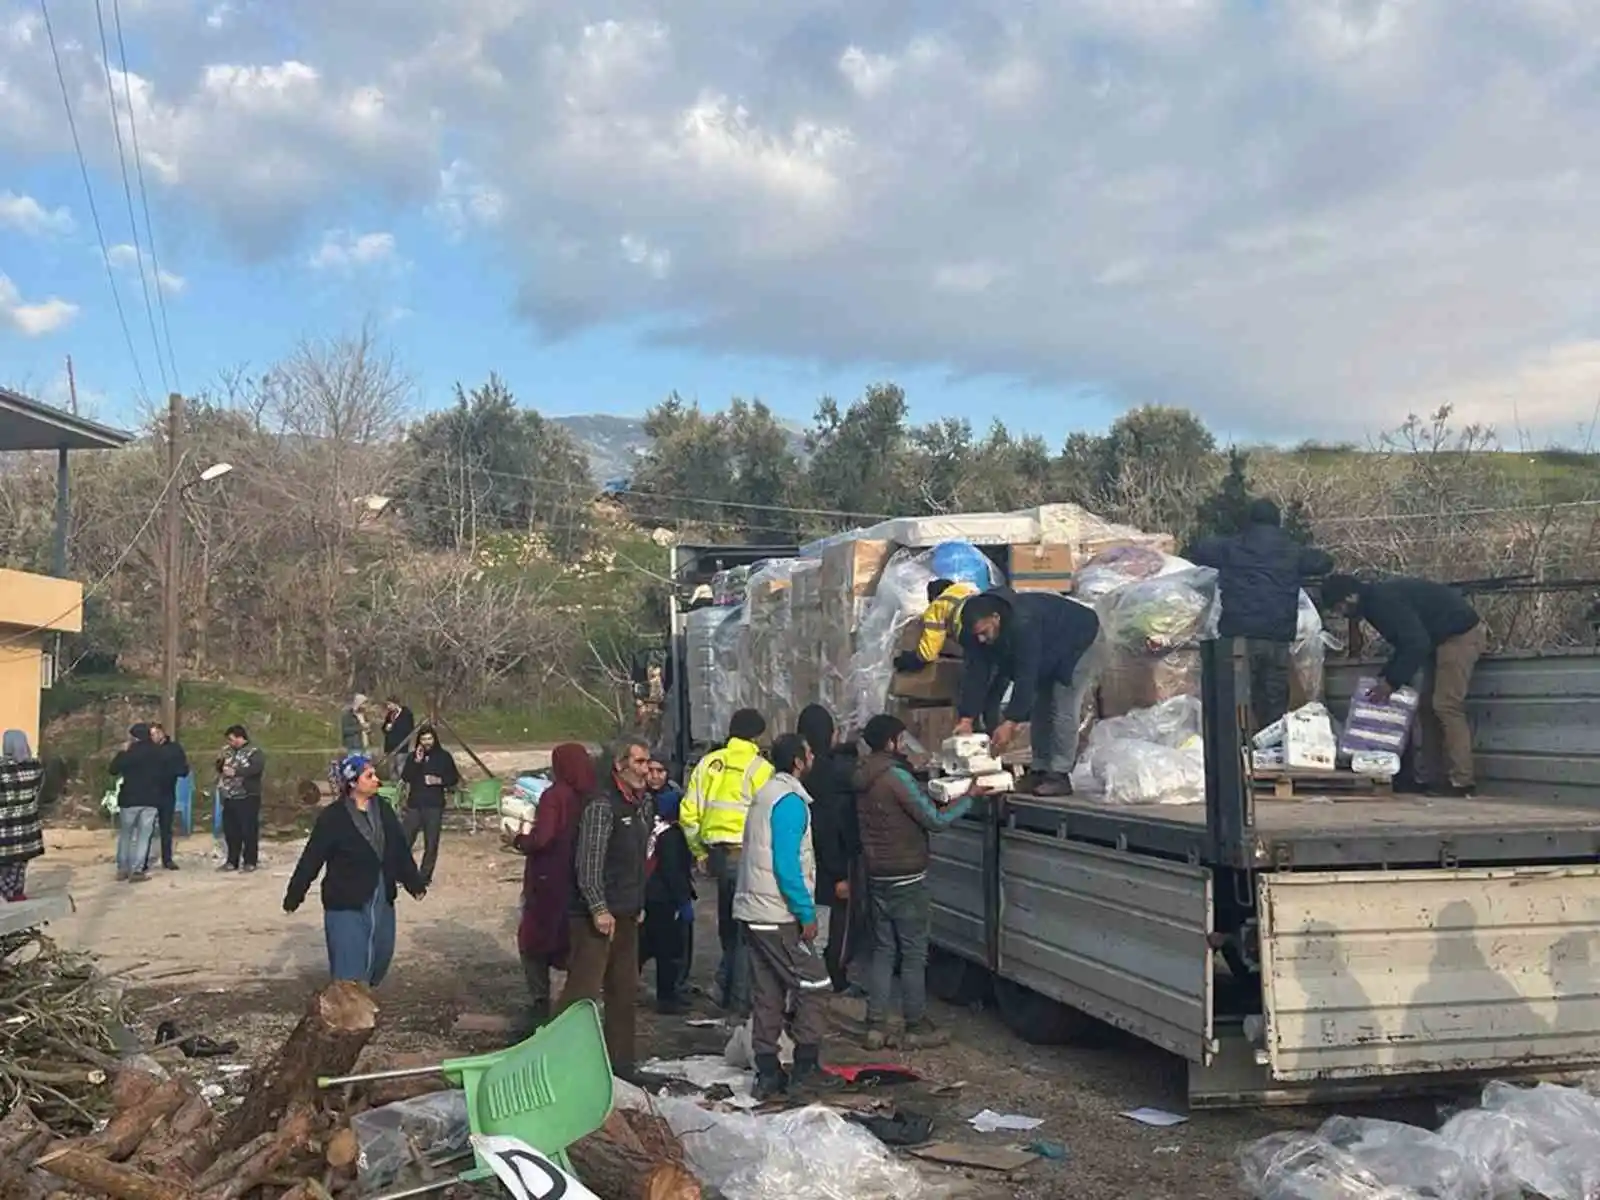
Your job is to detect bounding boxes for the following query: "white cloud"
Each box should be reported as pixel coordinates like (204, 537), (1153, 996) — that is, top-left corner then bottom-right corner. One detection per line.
(106, 243), (187, 295)
(8, 2), (1600, 435)
(0, 191), (73, 236)
(0, 274), (78, 336)
(308, 229), (399, 271)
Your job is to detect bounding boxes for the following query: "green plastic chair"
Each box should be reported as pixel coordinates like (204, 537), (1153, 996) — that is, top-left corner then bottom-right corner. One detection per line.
(320, 1000), (613, 1179)
(376, 783), (401, 806)
(456, 777), (502, 833)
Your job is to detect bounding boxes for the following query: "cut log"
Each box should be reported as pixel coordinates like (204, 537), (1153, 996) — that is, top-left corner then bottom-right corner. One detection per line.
(32, 1146), (191, 1200)
(617, 1110), (687, 1164)
(350, 1052), (447, 1107)
(110, 1068), (164, 1113)
(568, 1123), (702, 1200)
(201, 1106), (314, 1200)
(130, 1095), (216, 1181)
(0, 1103), (56, 1200)
(217, 983), (378, 1153)
(84, 1078), (189, 1162)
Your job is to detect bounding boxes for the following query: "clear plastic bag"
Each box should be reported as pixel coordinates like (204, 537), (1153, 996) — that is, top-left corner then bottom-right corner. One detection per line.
(1073, 546), (1188, 602)
(1292, 589), (1340, 703)
(1095, 565), (1222, 655)
(350, 1089), (470, 1191)
(1338, 676), (1422, 758)
(1074, 697), (1204, 805)
(1316, 1116), (1491, 1200)
(741, 558), (802, 733)
(709, 604), (746, 742)
(1086, 695), (1203, 751)
(685, 605), (734, 744)
(652, 1097), (944, 1200)
(1476, 1081), (1600, 1200)
(1238, 1131), (1416, 1200)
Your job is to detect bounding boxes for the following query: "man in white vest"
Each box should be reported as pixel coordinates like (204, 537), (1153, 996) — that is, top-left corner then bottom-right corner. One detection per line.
(733, 733), (839, 1101)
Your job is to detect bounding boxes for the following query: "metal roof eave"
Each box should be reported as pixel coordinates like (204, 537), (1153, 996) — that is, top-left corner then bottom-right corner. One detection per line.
(0, 385), (135, 451)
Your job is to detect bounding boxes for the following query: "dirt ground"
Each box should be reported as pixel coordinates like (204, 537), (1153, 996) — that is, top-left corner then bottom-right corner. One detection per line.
(31, 822), (1379, 1200)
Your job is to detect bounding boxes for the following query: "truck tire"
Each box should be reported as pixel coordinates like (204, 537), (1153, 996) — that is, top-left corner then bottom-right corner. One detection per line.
(926, 947), (991, 1006)
(993, 977), (1094, 1045)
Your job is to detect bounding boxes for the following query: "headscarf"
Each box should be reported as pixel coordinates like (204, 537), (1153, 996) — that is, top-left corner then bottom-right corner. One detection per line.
(797, 704), (836, 759)
(550, 742), (598, 795)
(2, 730), (31, 762)
(333, 753), (385, 860)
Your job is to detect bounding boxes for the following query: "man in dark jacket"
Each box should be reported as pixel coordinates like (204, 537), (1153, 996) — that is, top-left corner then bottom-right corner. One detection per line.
(216, 725), (266, 872)
(400, 726), (458, 886)
(109, 724), (166, 883)
(797, 704), (862, 993)
(382, 699), (415, 778)
(953, 587), (1101, 796)
(146, 723), (190, 872)
(1324, 574), (1487, 795)
(854, 714), (976, 1050)
(639, 766), (694, 1014)
(1188, 499), (1334, 732)
(557, 737), (654, 1077)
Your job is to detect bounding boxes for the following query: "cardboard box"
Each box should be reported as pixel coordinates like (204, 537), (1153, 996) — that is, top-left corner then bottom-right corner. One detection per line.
(1284, 706), (1337, 770)
(889, 658), (965, 702)
(894, 703), (959, 752)
(895, 612), (964, 660)
(1097, 649), (1201, 717)
(1007, 543), (1079, 593)
(820, 538), (892, 600)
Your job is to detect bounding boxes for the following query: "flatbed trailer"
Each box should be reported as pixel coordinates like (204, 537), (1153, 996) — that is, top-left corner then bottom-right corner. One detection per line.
(927, 641), (1600, 1106)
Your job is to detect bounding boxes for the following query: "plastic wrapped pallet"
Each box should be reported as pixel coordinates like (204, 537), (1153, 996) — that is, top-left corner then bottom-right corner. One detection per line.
(709, 603), (746, 742)
(1073, 696), (1205, 806)
(744, 559), (799, 734)
(685, 606), (734, 745)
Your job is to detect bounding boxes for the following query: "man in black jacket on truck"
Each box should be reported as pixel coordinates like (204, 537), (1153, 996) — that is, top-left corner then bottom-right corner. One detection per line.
(952, 588), (1101, 797)
(1188, 498), (1334, 732)
(1323, 574), (1487, 796)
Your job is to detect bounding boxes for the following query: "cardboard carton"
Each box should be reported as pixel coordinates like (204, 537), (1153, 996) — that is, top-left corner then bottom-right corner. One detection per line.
(1097, 649), (1202, 717)
(890, 658), (965, 702)
(1007, 543), (1079, 593)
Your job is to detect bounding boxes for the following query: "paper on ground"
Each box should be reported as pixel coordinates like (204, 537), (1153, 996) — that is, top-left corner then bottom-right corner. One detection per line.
(1121, 1107), (1188, 1127)
(968, 1109), (1045, 1133)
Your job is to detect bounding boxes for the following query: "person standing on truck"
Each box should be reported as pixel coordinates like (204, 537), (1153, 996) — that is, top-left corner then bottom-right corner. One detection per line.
(734, 732), (842, 1101)
(952, 588), (1101, 797)
(680, 708), (774, 1014)
(1322, 574), (1487, 796)
(1187, 498), (1333, 732)
(855, 713), (977, 1050)
(892, 578), (979, 673)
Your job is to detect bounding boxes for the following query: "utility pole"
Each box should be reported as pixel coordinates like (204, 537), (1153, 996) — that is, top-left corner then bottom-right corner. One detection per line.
(160, 392), (184, 734)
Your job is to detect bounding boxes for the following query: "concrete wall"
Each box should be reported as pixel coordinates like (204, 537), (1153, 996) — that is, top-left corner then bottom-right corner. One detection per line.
(0, 567), (84, 749)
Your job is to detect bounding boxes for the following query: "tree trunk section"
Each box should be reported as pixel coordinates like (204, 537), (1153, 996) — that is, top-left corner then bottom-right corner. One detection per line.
(201, 1106), (313, 1200)
(32, 1146), (191, 1200)
(218, 983), (378, 1153)
(85, 1078), (189, 1161)
(567, 1124), (702, 1200)
(0, 1104), (55, 1200)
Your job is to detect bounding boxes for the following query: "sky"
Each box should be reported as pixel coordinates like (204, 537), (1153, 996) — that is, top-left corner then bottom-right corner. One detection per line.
(4, 0), (1600, 448)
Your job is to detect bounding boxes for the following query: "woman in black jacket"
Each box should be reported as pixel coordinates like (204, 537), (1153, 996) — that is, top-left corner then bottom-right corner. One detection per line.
(284, 754), (426, 986)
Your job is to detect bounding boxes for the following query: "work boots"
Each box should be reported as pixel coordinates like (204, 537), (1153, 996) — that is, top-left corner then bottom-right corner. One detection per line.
(1031, 773), (1074, 798)
(751, 1052), (789, 1102)
(789, 1046), (842, 1096)
(902, 1018), (950, 1049)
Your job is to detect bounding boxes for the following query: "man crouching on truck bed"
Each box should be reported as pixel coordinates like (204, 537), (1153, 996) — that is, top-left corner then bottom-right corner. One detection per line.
(952, 587), (1102, 797)
(855, 713), (977, 1051)
(1323, 573), (1487, 797)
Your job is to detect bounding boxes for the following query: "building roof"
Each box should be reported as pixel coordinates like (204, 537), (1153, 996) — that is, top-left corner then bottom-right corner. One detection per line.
(0, 385), (134, 451)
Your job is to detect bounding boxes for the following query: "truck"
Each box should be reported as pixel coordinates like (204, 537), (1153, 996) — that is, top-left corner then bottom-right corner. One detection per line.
(660, 539), (1600, 1106)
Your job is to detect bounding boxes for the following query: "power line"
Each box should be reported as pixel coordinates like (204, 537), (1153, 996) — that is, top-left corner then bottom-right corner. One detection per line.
(92, 0), (167, 395)
(37, 0), (149, 401)
(1314, 497), (1600, 526)
(109, 0), (179, 391)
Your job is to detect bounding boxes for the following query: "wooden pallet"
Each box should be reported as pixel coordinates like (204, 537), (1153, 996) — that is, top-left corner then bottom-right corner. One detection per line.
(1250, 766), (1392, 800)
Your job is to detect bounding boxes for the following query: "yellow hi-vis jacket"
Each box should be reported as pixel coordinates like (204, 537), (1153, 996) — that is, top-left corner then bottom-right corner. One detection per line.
(915, 582), (979, 662)
(680, 736), (774, 856)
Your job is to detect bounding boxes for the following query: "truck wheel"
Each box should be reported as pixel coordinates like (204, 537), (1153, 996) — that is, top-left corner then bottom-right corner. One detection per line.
(993, 977), (1093, 1045)
(927, 947), (991, 1005)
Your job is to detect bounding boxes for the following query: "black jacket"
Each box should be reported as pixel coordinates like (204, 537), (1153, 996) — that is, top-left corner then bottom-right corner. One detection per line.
(284, 799), (424, 911)
(645, 822), (695, 908)
(159, 741), (190, 799)
(109, 728), (170, 810)
(1356, 578), (1482, 688)
(807, 748), (860, 900)
(1189, 524), (1332, 642)
(400, 746), (460, 808)
(957, 588), (1101, 724)
(383, 707), (416, 756)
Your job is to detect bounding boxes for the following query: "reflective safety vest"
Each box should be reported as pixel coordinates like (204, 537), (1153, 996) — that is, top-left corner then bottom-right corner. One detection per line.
(680, 736), (774, 854)
(916, 582), (979, 662)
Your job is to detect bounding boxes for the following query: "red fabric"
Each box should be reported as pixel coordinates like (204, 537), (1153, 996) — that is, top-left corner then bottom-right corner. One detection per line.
(515, 744), (596, 961)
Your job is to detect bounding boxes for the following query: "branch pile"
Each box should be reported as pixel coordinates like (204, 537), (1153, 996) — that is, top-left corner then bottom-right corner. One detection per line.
(11, 978), (701, 1200)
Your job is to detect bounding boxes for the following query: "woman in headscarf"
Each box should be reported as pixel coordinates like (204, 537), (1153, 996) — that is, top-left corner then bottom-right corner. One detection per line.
(512, 743), (595, 1029)
(284, 753), (426, 986)
(0, 730), (44, 902)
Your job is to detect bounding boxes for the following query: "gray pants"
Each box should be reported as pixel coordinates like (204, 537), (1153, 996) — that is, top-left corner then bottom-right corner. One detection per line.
(116, 806), (157, 877)
(1246, 639), (1292, 735)
(866, 876), (931, 1027)
(1032, 660), (1096, 775)
(707, 845), (750, 1012)
(402, 805), (443, 885)
(745, 923), (831, 1056)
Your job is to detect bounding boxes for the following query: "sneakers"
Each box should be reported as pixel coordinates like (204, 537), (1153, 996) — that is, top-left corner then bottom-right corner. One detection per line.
(162, 862), (180, 871)
(217, 863), (238, 873)
(751, 1052), (789, 1102)
(903, 1019), (950, 1049)
(1031, 773), (1074, 798)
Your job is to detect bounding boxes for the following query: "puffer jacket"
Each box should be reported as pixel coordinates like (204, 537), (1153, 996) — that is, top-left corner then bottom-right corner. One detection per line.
(853, 750), (972, 880)
(1188, 524), (1333, 642)
(956, 588), (1100, 724)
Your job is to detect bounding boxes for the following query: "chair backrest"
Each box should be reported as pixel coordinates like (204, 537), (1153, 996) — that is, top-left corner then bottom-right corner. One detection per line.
(465, 777), (502, 812)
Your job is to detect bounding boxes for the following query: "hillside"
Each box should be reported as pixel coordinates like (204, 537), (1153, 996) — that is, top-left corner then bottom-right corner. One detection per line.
(553, 412), (810, 483)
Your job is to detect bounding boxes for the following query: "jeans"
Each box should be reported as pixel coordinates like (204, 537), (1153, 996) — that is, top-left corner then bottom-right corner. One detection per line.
(324, 884), (397, 987)
(866, 876), (931, 1027)
(706, 845), (750, 1012)
(116, 806), (158, 877)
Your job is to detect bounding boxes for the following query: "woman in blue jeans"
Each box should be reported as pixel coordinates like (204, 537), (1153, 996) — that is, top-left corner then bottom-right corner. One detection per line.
(283, 754), (426, 986)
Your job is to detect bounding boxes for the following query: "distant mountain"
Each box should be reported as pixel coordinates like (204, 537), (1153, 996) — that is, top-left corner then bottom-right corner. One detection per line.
(553, 413), (810, 485)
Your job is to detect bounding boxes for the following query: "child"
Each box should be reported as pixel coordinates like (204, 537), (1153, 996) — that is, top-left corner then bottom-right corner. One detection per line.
(640, 762), (695, 1014)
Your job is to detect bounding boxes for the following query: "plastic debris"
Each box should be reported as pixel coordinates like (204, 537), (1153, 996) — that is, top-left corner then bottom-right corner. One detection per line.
(350, 1089), (470, 1190)
(968, 1109), (1045, 1133)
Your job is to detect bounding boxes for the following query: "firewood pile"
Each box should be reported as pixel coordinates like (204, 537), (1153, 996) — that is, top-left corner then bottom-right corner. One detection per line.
(0, 947), (702, 1200)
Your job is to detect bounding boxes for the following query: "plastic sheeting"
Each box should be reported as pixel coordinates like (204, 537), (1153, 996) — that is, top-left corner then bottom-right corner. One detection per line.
(1292, 589), (1339, 703)
(351, 1090), (470, 1190)
(1096, 565), (1222, 656)
(1240, 1081), (1600, 1200)
(1072, 696), (1206, 806)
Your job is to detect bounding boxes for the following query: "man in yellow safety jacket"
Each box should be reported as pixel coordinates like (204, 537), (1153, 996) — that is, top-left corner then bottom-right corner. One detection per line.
(893, 579), (978, 672)
(681, 708), (773, 1013)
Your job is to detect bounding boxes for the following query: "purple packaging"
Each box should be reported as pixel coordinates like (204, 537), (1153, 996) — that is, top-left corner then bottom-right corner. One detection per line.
(1338, 675), (1420, 757)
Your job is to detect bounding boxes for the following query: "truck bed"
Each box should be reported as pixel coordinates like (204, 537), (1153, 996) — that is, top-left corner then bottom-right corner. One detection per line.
(1005, 790), (1600, 869)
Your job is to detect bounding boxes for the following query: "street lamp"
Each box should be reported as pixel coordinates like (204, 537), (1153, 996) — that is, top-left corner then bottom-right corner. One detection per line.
(162, 456), (235, 733)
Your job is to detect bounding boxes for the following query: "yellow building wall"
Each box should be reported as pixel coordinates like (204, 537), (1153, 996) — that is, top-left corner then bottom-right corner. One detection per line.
(0, 568), (83, 750)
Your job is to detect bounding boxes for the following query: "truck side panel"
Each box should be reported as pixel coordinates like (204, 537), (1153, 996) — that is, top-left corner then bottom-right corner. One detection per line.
(997, 831), (1214, 1062)
(929, 823), (987, 964)
(1259, 865), (1600, 1081)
